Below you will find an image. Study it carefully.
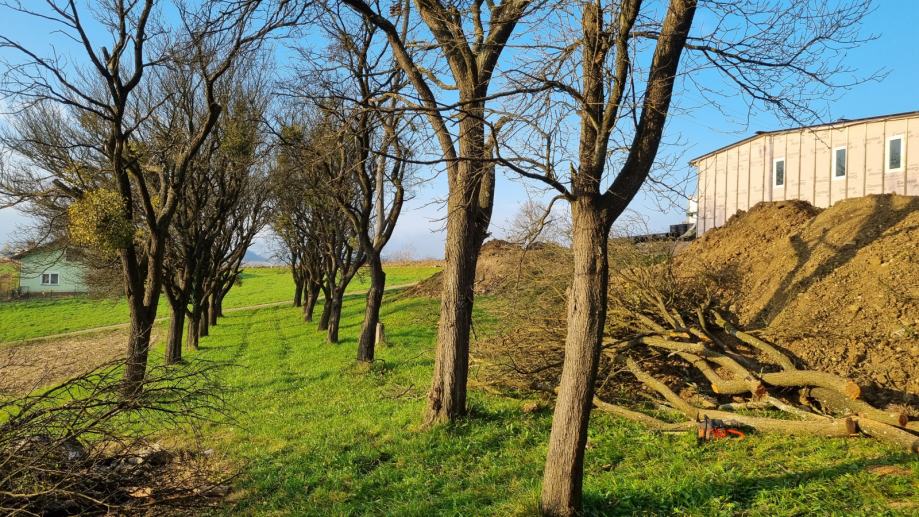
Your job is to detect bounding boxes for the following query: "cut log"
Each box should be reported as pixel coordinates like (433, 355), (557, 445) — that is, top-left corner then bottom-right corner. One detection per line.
(592, 397), (695, 432)
(698, 410), (855, 438)
(855, 417), (919, 453)
(759, 371), (861, 400)
(712, 311), (796, 371)
(625, 357), (855, 437)
(806, 387), (908, 427)
(675, 352), (762, 396)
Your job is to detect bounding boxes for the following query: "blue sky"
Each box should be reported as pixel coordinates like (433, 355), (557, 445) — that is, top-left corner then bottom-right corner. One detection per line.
(1, 0), (917, 258)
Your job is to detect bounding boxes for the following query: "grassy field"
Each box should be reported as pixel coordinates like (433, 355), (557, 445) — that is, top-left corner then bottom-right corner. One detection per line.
(164, 295), (918, 515)
(0, 265), (439, 343)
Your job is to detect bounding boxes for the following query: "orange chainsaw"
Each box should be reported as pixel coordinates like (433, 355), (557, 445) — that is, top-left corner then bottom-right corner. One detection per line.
(697, 416), (746, 442)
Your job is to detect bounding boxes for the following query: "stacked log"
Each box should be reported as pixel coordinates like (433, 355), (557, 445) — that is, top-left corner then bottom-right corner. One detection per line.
(592, 302), (918, 453)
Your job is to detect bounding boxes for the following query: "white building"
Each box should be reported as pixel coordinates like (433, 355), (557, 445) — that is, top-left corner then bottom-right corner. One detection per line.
(690, 111), (919, 234)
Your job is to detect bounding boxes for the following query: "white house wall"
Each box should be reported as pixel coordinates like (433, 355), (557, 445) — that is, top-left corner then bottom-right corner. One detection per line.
(695, 114), (919, 234)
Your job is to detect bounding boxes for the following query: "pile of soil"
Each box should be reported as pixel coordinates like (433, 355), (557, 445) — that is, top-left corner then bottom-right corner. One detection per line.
(412, 196), (918, 404)
(404, 240), (569, 298)
(677, 194), (919, 397)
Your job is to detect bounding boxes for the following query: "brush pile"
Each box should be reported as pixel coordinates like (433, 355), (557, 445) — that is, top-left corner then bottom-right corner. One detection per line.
(595, 259), (918, 452)
(467, 227), (919, 452)
(0, 360), (231, 515)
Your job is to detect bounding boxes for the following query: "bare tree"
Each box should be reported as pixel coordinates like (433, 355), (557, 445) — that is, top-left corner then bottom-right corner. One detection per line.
(292, 6), (414, 362)
(269, 114), (368, 343)
(342, 0), (537, 425)
(0, 0), (307, 395)
(269, 123), (328, 323)
(162, 83), (269, 362)
(489, 0), (876, 513)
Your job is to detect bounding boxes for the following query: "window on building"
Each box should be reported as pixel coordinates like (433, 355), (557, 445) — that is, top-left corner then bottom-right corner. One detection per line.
(887, 136), (903, 172)
(833, 147), (847, 178)
(773, 158), (785, 187)
(41, 273), (59, 285)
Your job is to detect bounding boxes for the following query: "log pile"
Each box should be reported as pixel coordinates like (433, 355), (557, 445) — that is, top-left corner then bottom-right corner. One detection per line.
(468, 242), (918, 453)
(598, 299), (918, 453)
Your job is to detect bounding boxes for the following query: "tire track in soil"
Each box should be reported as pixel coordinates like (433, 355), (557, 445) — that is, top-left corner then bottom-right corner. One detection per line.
(269, 309), (298, 393)
(227, 309), (256, 364)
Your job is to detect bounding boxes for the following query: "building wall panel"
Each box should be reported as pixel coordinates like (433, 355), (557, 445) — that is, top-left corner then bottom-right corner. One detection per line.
(737, 142), (750, 211)
(864, 122), (885, 194)
(798, 132), (815, 204)
(715, 149), (728, 226)
(725, 146), (738, 220)
(749, 139), (765, 204)
(702, 156), (716, 232)
(908, 118), (919, 195)
(693, 113), (919, 235)
(813, 130), (831, 207)
(786, 132), (802, 201)
(847, 124), (866, 198)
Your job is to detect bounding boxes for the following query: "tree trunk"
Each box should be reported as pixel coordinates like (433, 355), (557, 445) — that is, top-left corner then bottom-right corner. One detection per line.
(122, 305), (156, 397)
(327, 288), (345, 344)
(540, 200), (609, 517)
(215, 290), (225, 317)
(424, 197), (482, 425)
(208, 294), (218, 326)
(186, 311), (200, 351)
(121, 246), (158, 397)
(165, 302), (185, 364)
(293, 277), (304, 307)
(199, 303), (210, 338)
(318, 286), (332, 331)
(357, 255), (386, 362)
(303, 283), (319, 322)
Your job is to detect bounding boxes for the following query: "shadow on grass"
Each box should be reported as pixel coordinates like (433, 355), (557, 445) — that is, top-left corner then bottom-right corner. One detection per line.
(583, 452), (914, 515)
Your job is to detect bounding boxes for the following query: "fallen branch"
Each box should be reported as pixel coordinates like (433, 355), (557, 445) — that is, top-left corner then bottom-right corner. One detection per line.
(806, 387), (908, 427)
(764, 396), (830, 421)
(625, 357), (856, 437)
(591, 397), (694, 432)
(711, 311), (797, 371)
(855, 418), (919, 453)
(758, 371), (860, 400)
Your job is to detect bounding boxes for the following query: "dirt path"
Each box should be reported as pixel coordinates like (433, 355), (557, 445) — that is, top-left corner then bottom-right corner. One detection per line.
(2, 282), (418, 347)
(0, 283), (419, 395)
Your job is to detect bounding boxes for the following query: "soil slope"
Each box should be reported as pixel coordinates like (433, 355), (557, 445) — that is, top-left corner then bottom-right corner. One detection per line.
(405, 240), (569, 297)
(677, 194), (919, 397)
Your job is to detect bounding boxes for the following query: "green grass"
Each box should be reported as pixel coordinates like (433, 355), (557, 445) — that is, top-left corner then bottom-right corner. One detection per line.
(0, 265), (439, 343)
(164, 295), (917, 516)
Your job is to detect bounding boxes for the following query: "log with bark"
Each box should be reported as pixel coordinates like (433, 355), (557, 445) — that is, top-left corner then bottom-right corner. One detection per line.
(593, 301), (918, 453)
(472, 266), (919, 453)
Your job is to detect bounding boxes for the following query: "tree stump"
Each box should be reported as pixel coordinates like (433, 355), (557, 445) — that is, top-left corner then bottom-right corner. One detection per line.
(375, 322), (386, 347)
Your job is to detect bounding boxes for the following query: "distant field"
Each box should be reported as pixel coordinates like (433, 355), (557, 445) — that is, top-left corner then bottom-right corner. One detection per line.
(0, 265), (439, 343)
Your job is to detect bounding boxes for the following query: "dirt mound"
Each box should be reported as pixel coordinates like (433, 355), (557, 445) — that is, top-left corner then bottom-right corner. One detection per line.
(404, 240), (570, 298)
(677, 194), (919, 397)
